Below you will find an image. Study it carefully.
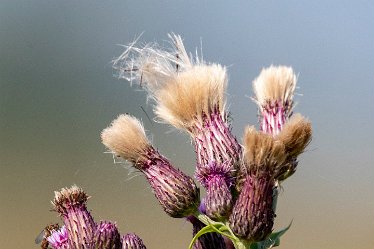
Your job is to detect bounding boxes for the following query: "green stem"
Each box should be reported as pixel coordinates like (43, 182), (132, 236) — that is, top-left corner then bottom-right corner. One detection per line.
(194, 212), (249, 249)
(191, 212), (290, 249)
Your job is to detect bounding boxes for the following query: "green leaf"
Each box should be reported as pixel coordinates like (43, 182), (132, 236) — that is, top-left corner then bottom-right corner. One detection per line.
(188, 222), (239, 249)
(209, 223), (237, 241)
(249, 222), (292, 249)
(188, 225), (216, 249)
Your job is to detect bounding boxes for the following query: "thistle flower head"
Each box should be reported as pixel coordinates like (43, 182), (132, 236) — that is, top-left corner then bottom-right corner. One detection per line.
(46, 226), (68, 249)
(242, 126), (286, 177)
(122, 233), (147, 249)
(93, 221), (122, 249)
(102, 114), (200, 218)
(154, 64), (227, 130)
(101, 114), (152, 168)
(276, 113), (312, 158)
(52, 185), (90, 215)
(253, 65), (296, 109)
(52, 185), (96, 249)
(252, 66), (297, 135)
(274, 113), (312, 181)
(229, 128), (284, 240)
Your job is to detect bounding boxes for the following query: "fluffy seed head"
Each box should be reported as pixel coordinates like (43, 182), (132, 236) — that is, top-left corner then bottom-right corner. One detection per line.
(113, 34), (228, 131)
(276, 113), (312, 158)
(253, 65), (296, 108)
(52, 185), (89, 215)
(154, 64), (227, 130)
(242, 126), (286, 176)
(101, 114), (152, 165)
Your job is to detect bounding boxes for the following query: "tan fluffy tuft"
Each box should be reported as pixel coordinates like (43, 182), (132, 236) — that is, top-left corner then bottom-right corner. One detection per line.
(243, 126), (286, 175)
(253, 65), (296, 107)
(113, 34), (228, 131)
(101, 114), (151, 163)
(276, 113), (312, 158)
(154, 64), (227, 130)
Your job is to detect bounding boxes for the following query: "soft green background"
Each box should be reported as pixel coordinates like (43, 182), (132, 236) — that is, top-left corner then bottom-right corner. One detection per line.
(1, 1), (373, 248)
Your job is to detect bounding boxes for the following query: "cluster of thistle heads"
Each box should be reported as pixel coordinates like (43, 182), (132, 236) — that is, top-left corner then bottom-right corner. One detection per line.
(37, 185), (147, 249)
(39, 34), (312, 249)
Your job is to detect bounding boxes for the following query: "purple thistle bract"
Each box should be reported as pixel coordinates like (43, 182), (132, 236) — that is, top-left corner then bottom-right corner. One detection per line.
(122, 233), (147, 249)
(92, 221), (122, 249)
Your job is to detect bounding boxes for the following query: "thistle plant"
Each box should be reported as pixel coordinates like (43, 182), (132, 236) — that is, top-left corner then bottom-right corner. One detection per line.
(38, 34), (311, 249)
(113, 35), (241, 221)
(38, 186), (147, 249)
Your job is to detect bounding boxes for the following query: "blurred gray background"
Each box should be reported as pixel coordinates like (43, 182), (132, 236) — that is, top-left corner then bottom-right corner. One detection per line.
(1, 1), (373, 248)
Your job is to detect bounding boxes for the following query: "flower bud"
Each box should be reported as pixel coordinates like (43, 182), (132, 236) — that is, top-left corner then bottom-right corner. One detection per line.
(92, 221), (121, 249)
(52, 185), (96, 249)
(122, 233), (147, 249)
(195, 161), (233, 220)
(193, 109), (241, 220)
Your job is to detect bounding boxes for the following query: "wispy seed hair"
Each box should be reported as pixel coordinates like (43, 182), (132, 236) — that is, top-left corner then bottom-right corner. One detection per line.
(112, 34), (228, 131)
(101, 114), (151, 164)
(113, 33), (192, 92)
(253, 65), (297, 107)
(276, 113), (312, 158)
(243, 126), (286, 175)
